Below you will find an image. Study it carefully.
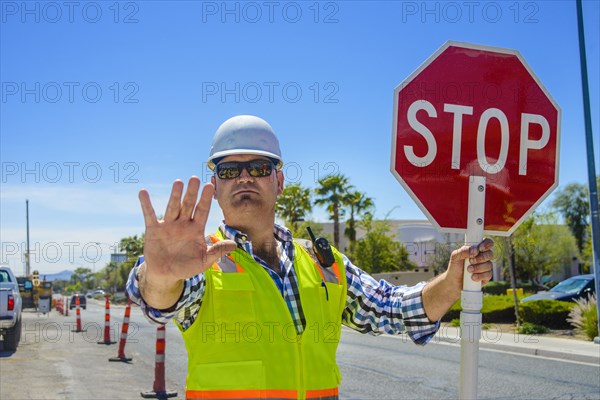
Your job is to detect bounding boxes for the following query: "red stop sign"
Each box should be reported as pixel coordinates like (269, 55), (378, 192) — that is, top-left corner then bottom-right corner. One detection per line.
(391, 41), (560, 235)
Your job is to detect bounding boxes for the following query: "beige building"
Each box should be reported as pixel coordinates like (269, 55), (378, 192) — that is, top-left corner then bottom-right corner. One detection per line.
(318, 220), (464, 268)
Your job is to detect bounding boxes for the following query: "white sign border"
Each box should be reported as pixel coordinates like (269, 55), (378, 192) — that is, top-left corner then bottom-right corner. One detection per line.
(390, 40), (562, 237)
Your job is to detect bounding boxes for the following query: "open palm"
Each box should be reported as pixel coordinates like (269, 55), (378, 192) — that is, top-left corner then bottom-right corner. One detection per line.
(139, 177), (237, 287)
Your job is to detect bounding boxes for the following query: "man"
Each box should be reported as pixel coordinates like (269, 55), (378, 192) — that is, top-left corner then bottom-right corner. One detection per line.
(127, 115), (493, 399)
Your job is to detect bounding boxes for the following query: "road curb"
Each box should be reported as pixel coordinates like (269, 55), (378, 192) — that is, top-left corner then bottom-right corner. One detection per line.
(435, 335), (600, 364)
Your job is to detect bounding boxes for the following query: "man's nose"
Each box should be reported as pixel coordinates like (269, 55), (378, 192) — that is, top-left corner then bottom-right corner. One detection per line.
(236, 167), (254, 182)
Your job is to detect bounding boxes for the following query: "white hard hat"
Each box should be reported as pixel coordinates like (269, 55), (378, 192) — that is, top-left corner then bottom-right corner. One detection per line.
(207, 115), (283, 170)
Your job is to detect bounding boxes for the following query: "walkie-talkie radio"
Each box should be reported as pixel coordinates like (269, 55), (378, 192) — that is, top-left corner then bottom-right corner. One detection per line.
(306, 227), (335, 268)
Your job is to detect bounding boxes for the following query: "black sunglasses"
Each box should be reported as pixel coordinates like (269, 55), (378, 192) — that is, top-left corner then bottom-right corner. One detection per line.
(215, 159), (275, 180)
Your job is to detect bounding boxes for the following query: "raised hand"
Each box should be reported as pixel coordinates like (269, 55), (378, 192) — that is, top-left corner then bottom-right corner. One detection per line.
(137, 177), (237, 309)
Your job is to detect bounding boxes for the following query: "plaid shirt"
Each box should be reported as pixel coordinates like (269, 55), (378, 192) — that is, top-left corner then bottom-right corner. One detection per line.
(127, 223), (439, 344)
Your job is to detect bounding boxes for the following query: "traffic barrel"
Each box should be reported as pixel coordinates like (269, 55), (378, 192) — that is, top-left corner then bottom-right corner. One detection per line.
(73, 293), (83, 332)
(140, 326), (177, 399)
(97, 294), (116, 345)
(55, 297), (63, 315)
(109, 299), (133, 362)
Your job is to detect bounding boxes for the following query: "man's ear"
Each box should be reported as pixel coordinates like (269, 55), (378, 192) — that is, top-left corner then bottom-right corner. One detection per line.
(211, 176), (217, 199)
(276, 171), (284, 196)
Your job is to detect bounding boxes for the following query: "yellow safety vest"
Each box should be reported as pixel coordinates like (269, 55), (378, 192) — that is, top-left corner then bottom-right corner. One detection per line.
(180, 233), (347, 399)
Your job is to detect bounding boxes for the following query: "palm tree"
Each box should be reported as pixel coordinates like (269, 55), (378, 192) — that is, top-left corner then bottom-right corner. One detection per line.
(344, 190), (374, 252)
(119, 234), (145, 257)
(275, 184), (312, 230)
(314, 174), (353, 248)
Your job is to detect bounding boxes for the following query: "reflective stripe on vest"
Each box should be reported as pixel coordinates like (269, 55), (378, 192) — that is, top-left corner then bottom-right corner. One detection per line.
(293, 239), (340, 285)
(185, 387), (339, 399)
(208, 235), (244, 273)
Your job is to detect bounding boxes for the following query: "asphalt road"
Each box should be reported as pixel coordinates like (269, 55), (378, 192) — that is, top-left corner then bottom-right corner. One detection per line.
(1, 300), (598, 400)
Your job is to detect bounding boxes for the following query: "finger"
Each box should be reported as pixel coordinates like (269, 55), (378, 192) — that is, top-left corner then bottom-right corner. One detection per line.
(478, 238), (494, 253)
(450, 245), (472, 263)
(469, 249), (494, 265)
(192, 183), (216, 229)
(467, 261), (493, 274)
(470, 268), (493, 283)
(180, 177), (201, 220)
(206, 240), (238, 262)
(139, 189), (158, 227)
(164, 180), (184, 222)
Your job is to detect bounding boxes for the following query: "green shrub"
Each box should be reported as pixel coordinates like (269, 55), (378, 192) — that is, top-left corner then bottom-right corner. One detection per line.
(482, 281), (537, 296)
(442, 295), (517, 323)
(450, 318), (460, 327)
(567, 294), (598, 341)
(482, 281), (511, 296)
(518, 322), (549, 335)
(519, 300), (574, 329)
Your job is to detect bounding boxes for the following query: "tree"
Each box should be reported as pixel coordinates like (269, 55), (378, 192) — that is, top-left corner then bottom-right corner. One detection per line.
(511, 212), (579, 287)
(275, 184), (312, 231)
(287, 220), (327, 242)
(582, 224), (593, 273)
(552, 182), (589, 253)
(344, 190), (374, 253)
(69, 267), (95, 290)
(351, 213), (417, 273)
(581, 176), (600, 272)
(120, 234), (144, 258)
(314, 174), (353, 248)
(426, 234), (453, 276)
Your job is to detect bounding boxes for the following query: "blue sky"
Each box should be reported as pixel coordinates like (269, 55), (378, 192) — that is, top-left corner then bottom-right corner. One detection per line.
(1, 0), (599, 274)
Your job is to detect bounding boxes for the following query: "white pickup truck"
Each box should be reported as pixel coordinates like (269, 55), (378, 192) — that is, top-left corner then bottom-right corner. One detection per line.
(0, 266), (22, 350)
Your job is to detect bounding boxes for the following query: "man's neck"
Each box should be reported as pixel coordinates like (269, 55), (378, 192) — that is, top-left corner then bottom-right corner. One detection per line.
(224, 217), (276, 249)
(223, 218), (281, 272)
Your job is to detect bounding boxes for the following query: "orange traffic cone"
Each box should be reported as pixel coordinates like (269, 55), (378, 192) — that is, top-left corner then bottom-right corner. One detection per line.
(72, 293), (83, 332)
(140, 326), (177, 398)
(97, 294), (116, 345)
(109, 299), (132, 362)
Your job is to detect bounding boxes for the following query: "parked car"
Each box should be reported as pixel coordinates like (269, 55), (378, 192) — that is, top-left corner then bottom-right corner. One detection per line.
(69, 294), (87, 309)
(0, 265), (23, 351)
(521, 274), (595, 303)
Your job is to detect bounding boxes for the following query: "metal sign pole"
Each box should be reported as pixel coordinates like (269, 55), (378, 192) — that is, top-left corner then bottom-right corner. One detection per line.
(459, 176), (486, 399)
(576, 0), (600, 345)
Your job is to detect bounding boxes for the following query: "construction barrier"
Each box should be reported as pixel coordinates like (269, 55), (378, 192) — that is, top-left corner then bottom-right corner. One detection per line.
(73, 293), (83, 332)
(140, 326), (177, 399)
(97, 294), (116, 345)
(109, 299), (133, 362)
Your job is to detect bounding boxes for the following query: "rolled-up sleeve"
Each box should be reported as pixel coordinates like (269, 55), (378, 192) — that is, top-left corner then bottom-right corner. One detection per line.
(341, 255), (440, 345)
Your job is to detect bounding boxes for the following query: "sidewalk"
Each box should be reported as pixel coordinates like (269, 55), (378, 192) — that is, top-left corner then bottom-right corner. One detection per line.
(435, 325), (600, 364)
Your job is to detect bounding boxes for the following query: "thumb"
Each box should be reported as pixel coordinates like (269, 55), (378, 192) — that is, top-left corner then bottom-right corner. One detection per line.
(205, 239), (238, 263)
(448, 244), (478, 274)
